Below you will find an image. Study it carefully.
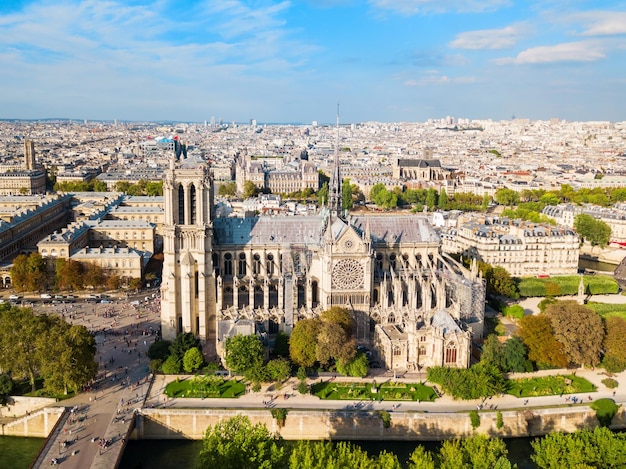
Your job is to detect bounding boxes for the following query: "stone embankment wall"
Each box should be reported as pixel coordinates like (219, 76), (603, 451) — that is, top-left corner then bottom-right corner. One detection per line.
(1, 407), (64, 437)
(133, 406), (626, 441)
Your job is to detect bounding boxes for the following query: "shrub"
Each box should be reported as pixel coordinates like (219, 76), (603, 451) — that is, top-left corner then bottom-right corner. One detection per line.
(602, 378), (618, 389)
(270, 408), (288, 428)
(161, 355), (182, 374)
(297, 381), (309, 395)
(503, 304), (525, 320)
(538, 297), (558, 313)
(379, 410), (391, 428)
(496, 410), (503, 429)
(149, 359), (163, 373)
(591, 398), (619, 427)
(469, 410), (480, 430)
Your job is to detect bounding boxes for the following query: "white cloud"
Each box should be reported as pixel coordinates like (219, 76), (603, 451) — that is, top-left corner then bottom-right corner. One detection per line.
(449, 24), (529, 50)
(368, 0), (509, 15)
(562, 11), (626, 37)
(495, 41), (606, 64)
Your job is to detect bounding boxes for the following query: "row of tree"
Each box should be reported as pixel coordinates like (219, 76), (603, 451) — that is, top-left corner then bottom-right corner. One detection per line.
(0, 305), (97, 394)
(10, 253), (142, 292)
(53, 179), (163, 196)
(196, 415), (626, 469)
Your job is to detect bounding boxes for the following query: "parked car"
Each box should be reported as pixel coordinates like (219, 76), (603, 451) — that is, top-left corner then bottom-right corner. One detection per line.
(9, 294), (22, 300)
(41, 293), (52, 299)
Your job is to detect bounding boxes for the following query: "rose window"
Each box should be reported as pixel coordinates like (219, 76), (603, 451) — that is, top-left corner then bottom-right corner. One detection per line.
(332, 259), (364, 289)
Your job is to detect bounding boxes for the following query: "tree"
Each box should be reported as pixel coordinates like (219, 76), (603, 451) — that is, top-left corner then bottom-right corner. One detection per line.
(38, 315), (98, 394)
(288, 440), (400, 469)
(10, 253), (47, 292)
(503, 336), (532, 372)
(224, 334), (264, 374)
(266, 357), (291, 382)
(316, 322), (352, 367)
(480, 335), (506, 371)
(438, 188), (448, 209)
(531, 427), (626, 469)
(518, 315), (569, 368)
(169, 332), (201, 362)
(574, 213), (611, 247)
(342, 178), (353, 210)
(602, 316), (626, 372)
(289, 318), (320, 368)
(183, 347), (205, 373)
(0, 306), (47, 392)
(487, 266), (519, 299)
(161, 355), (182, 374)
(317, 182), (329, 207)
(336, 353), (369, 378)
(439, 434), (509, 469)
(55, 258), (84, 291)
(544, 300), (604, 367)
(273, 331), (290, 357)
(198, 415), (285, 469)
(243, 180), (259, 199)
(218, 181), (237, 197)
(0, 373), (13, 405)
(425, 188), (437, 210)
(320, 306), (354, 335)
(148, 340), (172, 361)
(408, 446), (436, 469)
(494, 188), (520, 207)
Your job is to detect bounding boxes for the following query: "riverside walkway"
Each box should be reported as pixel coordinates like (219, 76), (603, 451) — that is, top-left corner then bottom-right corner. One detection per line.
(30, 295), (160, 469)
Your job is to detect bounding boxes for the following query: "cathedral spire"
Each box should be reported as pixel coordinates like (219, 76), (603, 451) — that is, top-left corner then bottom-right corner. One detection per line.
(328, 104), (342, 218)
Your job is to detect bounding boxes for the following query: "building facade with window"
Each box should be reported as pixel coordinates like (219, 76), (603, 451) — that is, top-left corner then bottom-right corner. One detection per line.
(161, 152), (485, 372)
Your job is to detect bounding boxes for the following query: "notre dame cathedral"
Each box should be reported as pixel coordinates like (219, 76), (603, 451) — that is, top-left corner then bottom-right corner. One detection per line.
(160, 144), (486, 372)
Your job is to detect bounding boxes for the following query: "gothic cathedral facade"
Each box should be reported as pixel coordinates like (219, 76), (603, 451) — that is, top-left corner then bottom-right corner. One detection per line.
(161, 154), (486, 371)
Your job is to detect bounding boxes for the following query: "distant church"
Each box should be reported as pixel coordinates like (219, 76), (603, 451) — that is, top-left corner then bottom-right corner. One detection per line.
(160, 124), (485, 372)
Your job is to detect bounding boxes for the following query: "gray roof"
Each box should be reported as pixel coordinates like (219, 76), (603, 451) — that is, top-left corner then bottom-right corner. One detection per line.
(350, 215), (440, 244)
(214, 216), (325, 247)
(430, 309), (462, 334)
(213, 213), (440, 247)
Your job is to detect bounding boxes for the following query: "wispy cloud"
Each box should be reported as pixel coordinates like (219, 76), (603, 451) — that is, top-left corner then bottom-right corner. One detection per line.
(449, 23), (529, 49)
(495, 41), (605, 64)
(403, 70), (478, 85)
(569, 11), (626, 36)
(368, 0), (509, 15)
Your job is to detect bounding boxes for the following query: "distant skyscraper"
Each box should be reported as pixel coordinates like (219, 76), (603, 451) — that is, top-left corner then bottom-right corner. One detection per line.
(24, 140), (35, 170)
(210, 116), (216, 127)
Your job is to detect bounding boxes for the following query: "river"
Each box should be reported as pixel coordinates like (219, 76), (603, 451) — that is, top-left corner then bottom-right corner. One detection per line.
(117, 437), (536, 469)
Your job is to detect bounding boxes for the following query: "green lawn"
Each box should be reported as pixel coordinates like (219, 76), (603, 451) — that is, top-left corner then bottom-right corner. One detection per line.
(507, 374), (596, 398)
(584, 302), (626, 319)
(311, 381), (437, 402)
(517, 275), (619, 297)
(164, 375), (246, 398)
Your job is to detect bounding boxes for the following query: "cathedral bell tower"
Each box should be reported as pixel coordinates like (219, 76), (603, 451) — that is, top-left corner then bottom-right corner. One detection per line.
(161, 156), (217, 357)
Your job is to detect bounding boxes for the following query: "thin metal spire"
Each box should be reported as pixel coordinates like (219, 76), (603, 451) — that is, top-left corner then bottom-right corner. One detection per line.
(329, 103), (342, 217)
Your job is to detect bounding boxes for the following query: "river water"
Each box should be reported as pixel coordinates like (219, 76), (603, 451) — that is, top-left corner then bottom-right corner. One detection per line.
(117, 437), (536, 469)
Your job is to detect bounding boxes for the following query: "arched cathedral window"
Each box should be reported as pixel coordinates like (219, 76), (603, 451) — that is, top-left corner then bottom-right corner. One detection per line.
(266, 254), (274, 275)
(178, 185), (185, 225)
(253, 254), (261, 275)
(238, 253), (247, 276)
(189, 184), (197, 225)
(445, 342), (457, 364)
(224, 253), (232, 276)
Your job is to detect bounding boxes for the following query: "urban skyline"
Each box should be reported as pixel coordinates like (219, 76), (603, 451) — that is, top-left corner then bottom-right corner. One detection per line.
(1, 0), (625, 124)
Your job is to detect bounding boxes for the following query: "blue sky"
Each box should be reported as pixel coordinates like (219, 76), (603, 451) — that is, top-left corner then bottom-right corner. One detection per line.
(0, 0), (625, 123)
